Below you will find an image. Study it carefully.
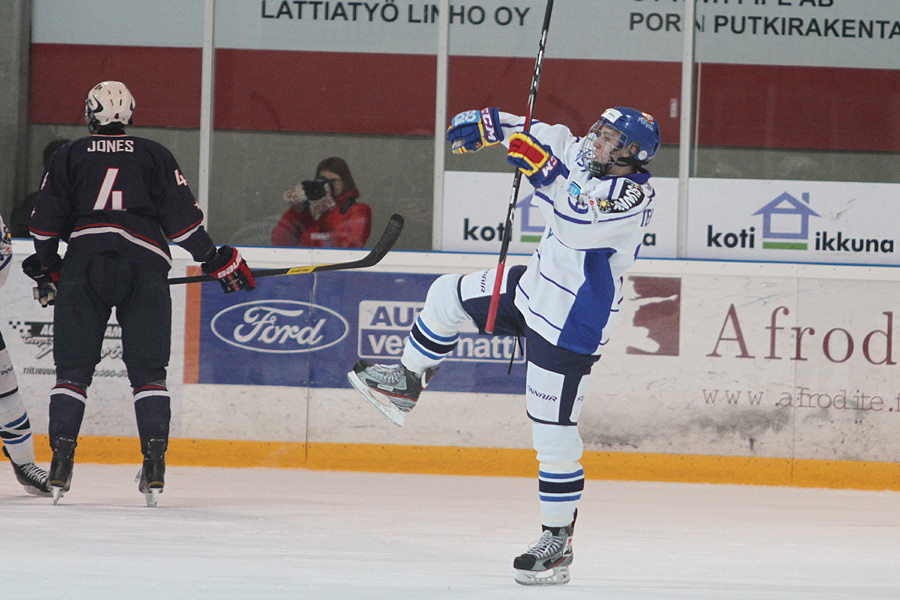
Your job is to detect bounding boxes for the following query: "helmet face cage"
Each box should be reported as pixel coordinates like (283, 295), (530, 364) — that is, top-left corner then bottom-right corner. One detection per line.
(581, 107), (660, 177)
(85, 81), (135, 133)
(582, 121), (627, 178)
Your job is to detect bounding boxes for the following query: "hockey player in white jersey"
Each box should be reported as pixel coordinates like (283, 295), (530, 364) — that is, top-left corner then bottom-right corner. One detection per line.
(348, 106), (660, 585)
(0, 216), (51, 496)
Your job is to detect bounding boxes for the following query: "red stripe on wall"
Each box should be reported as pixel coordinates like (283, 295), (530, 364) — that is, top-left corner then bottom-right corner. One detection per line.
(30, 44), (202, 128)
(448, 57), (682, 140)
(29, 44), (900, 152)
(214, 49), (437, 134)
(697, 63), (900, 152)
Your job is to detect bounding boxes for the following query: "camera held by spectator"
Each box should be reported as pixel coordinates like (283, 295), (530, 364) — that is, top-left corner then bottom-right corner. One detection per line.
(273, 156), (372, 248)
(283, 175), (337, 221)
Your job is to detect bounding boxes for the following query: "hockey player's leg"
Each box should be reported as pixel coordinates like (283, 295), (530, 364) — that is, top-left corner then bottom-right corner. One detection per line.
(47, 379), (88, 504)
(514, 341), (594, 585)
(514, 423), (584, 586)
(348, 273), (468, 426)
(0, 340), (50, 496)
(131, 376), (170, 507)
(119, 268), (172, 506)
(49, 258), (104, 504)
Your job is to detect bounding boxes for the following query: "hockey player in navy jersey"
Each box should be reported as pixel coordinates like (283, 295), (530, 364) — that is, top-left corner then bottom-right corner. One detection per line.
(25, 81), (256, 506)
(349, 106), (660, 585)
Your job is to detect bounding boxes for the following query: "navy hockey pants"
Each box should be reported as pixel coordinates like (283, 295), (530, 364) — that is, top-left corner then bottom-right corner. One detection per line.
(54, 251), (171, 388)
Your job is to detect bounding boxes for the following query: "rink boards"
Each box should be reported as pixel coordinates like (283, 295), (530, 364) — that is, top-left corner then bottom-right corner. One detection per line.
(7, 241), (900, 490)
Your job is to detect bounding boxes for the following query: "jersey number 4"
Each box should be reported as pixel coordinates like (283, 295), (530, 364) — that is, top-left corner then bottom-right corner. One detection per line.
(93, 168), (125, 210)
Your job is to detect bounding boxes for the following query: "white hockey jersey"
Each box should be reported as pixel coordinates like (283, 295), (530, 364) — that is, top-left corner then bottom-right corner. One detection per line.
(0, 215), (12, 288)
(498, 112), (656, 356)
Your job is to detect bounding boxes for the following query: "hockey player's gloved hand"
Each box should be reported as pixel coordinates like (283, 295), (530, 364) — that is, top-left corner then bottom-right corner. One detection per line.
(447, 107), (503, 154)
(507, 132), (565, 188)
(22, 253), (61, 307)
(201, 246), (256, 293)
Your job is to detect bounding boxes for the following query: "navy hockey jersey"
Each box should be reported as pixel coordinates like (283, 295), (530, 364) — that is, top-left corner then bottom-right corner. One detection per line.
(30, 132), (215, 271)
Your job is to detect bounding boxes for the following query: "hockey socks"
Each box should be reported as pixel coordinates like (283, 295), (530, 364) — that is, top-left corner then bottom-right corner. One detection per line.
(133, 384), (171, 452)
(49, 383), (87, 443)
(538, 463), (584, 528)
(403, 315), (458, 373)
(0, 408), (35, 464)
(401, 273), (468, 374)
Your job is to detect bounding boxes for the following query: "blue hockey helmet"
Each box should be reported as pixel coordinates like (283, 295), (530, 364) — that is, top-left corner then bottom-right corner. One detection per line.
(581, 107), (661, 177)
(85, 81), (135, 133)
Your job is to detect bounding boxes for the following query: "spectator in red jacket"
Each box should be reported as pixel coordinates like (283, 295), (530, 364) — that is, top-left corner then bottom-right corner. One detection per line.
(271, 157), (372, 248)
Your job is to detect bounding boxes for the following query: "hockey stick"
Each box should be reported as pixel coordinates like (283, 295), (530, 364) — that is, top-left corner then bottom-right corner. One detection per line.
(167, 213), (404, 285)
(484, 0), (554, 334)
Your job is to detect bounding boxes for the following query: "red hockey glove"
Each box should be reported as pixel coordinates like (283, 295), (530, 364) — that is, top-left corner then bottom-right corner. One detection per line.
(201, 246), (256, 293)
(22, 253), (61, 307)
(507, 132), (564, 188)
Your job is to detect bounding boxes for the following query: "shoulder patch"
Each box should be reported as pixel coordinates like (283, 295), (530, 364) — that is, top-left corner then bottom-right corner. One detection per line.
(598, 180), (646, 214)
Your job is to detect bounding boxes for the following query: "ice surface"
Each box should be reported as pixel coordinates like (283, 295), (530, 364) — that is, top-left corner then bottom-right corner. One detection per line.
(2, 464), (899, 599)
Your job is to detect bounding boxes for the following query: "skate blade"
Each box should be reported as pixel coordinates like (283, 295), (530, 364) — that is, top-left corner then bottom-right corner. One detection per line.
(514, 566), (570, 586)
(144, 488), (161, 508)
(347, 371), (407, 427)
(51, 486), (64, 505)
(24, 485), (52, 498)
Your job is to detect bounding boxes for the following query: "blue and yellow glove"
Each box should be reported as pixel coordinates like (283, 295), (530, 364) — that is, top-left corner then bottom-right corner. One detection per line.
(447, 108), (503, 154)
(506, 132), (564, 188)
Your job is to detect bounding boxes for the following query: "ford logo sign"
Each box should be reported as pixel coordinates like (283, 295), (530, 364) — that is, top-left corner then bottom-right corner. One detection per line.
(210, 299), (348, 354)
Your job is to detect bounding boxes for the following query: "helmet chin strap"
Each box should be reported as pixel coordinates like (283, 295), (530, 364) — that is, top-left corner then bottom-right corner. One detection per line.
(615, 154), (644, 171)
(588, 161), (610, 178)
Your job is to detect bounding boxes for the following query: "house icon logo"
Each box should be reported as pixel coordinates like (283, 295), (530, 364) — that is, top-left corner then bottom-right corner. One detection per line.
(516, 192), (544, 243)
(751, 192), (820, 250)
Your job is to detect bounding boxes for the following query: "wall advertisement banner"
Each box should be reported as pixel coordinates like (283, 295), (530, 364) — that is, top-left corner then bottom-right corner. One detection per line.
(192, 270), (526, 394)
(600, 264), (900, 463)
(687, 178), (900, 265)
(440, 172), (678, 258)
(33, 0), (900, 68)
(442, 173), (900, 266)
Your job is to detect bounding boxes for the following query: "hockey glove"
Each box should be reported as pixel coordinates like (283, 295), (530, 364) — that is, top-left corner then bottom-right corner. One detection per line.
(507, 132), (564, 188)
(22, 253), (61, 307)
(201, 246), (256, 293)
(446, 107), (503, 154)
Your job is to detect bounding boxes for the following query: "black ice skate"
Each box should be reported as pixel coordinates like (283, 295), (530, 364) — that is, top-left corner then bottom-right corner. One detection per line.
(3, 446), (51, 497)
(347, 360), (437, 427)
(136, 438), (166, 507)
(48, 436), (77, 505)
(513, 521), (575, 586)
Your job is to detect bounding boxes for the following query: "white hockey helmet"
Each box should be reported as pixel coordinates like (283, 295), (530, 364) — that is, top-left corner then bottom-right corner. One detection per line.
(85, 81), (135, 133)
